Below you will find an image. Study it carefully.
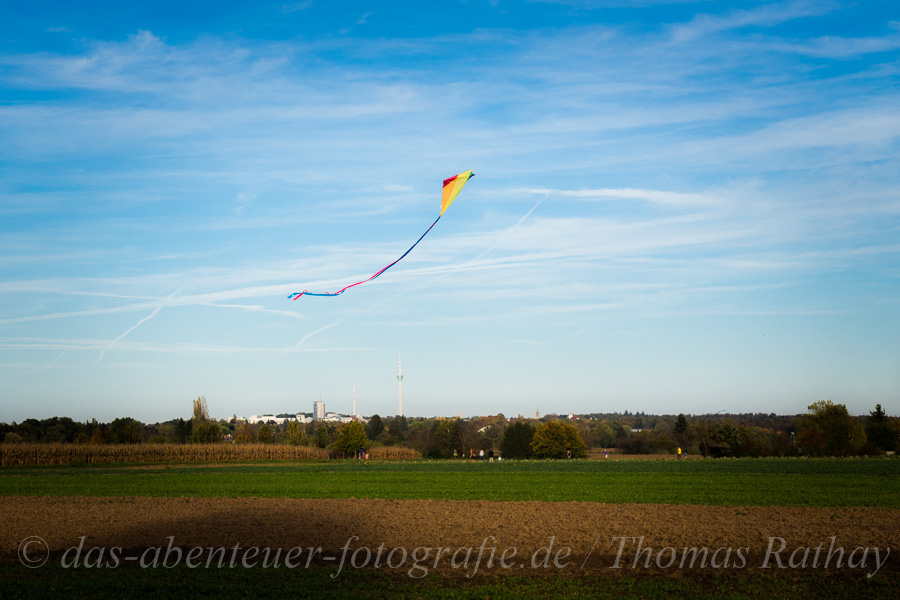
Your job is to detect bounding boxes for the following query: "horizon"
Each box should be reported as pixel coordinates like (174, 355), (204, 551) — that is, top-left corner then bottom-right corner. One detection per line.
(1, 1), (898, 423)
(18, 406), (894, 426)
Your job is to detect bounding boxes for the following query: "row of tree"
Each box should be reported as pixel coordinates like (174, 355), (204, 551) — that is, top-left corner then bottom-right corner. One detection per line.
(2, 400), (897, 459)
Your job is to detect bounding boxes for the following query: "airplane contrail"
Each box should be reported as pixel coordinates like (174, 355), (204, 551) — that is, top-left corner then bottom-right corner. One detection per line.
(286, 320), (344, 354)
(96, 289), (179, 362)
(469, 196), (544, 263)
(8, 347), (76, 377)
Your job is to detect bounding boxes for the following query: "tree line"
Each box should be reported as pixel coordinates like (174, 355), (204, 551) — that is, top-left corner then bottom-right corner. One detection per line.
(2, 399), (897, 459)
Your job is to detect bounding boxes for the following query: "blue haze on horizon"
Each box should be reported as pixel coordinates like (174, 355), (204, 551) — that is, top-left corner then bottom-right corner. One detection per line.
(1, 1), (898, 423)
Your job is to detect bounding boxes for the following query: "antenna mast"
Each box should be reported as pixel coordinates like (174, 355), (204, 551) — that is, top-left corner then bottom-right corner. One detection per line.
(397, 354), (404, 418)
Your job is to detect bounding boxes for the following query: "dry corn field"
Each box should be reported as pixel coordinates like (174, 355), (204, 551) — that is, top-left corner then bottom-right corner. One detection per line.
(0, 443), (420, 466)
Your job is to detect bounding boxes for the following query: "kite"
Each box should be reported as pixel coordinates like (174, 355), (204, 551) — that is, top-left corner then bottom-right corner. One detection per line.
(288, 170), (474, 299)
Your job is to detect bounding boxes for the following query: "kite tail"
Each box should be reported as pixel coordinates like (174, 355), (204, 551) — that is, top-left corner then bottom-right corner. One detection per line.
(288, 215), (442, 300)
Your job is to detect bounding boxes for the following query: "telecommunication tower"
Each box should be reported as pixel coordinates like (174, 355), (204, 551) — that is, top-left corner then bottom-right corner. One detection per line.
(397, 354), (404, 417)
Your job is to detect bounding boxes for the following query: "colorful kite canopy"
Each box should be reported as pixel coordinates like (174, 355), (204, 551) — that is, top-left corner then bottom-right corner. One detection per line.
(288, 170), (474, 300)
(441, 170), (473, 216)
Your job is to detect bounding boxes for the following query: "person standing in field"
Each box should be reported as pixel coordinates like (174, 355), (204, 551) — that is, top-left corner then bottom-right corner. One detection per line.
(469, 448), (475, 462)
(479, 449), (485, 461)
(488, 449), (494, 463)
(677, 447), (682, 460)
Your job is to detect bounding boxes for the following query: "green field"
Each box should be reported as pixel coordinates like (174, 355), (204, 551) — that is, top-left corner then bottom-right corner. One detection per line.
(2, 458), (899, 507)
(4, 562), (897, 600)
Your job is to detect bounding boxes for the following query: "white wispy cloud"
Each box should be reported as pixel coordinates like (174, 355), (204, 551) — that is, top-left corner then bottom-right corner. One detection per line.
(0, 338), (364, 356)
(1, 2), (898, 418)
(519, 187), (725, 208)
(281, 1), (312, 14)
(669, 0), (838, 42)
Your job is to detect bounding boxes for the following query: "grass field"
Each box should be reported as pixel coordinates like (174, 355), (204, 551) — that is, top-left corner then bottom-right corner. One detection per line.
(4, 562), (897, 599)
(2, 458), (898, 507)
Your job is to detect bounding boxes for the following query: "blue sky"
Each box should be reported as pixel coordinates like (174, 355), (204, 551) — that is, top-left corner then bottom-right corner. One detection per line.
(1, 1), (898, 422)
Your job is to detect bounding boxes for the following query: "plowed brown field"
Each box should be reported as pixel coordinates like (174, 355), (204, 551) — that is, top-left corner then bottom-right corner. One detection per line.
(3, 497), (898, 576)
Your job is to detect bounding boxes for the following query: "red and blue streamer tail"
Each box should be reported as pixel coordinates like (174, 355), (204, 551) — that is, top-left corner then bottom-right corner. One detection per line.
(288, 215), (442, 300)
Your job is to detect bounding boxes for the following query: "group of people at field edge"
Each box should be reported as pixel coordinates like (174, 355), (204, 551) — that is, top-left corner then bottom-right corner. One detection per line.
(453, 448), (499, 462)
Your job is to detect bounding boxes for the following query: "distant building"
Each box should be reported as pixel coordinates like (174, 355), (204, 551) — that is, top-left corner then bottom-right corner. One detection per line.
(240, 407), (361, 426)
(247, 415), (292, 425)
(323, 412), (352, 423)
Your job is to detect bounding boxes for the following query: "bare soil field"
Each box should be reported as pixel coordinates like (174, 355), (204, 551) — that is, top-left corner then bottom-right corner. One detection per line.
(3, 497), (897, 576)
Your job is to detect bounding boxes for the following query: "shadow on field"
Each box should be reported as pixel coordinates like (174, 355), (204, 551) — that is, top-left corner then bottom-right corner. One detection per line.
(3, 496), (899, 579)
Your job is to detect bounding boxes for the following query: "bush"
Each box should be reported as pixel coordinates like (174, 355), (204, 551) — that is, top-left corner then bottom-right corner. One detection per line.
(531, 421), (587, 459)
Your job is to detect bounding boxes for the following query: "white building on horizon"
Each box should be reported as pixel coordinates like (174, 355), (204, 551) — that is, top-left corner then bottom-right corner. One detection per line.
(240, 403), (365, 426)
(246, 414), (291, 425)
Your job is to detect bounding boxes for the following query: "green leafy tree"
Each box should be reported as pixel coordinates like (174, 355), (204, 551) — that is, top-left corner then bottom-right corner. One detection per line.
(191, 422), (221, 443)
(189, 396), (221, 443)
(332, 421), (369, 456)
(798, 400), (858, 456)
(531, 421), (587, 459)
(234, 423), (256, 444)
(425, 418), (464, 458)
(173, 418), (192, 443)
(713, 421), (741, 457)
(387, 416), (409, 438)
(315, 426), (330, 448)
(590, 423), (614, 448)
(19, 419), (42, 442)
(377, 431), (399, 446)
(285, 421), (305, 445)
(448, 419), (465, 455)
(44, 424), (67, 443)
(674, 414), (689, 435)
(866, 404), (898, 453)
(366, 414), (384, 439)
(109, 417), (142, 444)
(89, 425), (112, 445)
(850, 421), (867, 455)
(191, 396), (209, 429)
(500, 421), (535, 459)
(257, 424), (275, 444)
